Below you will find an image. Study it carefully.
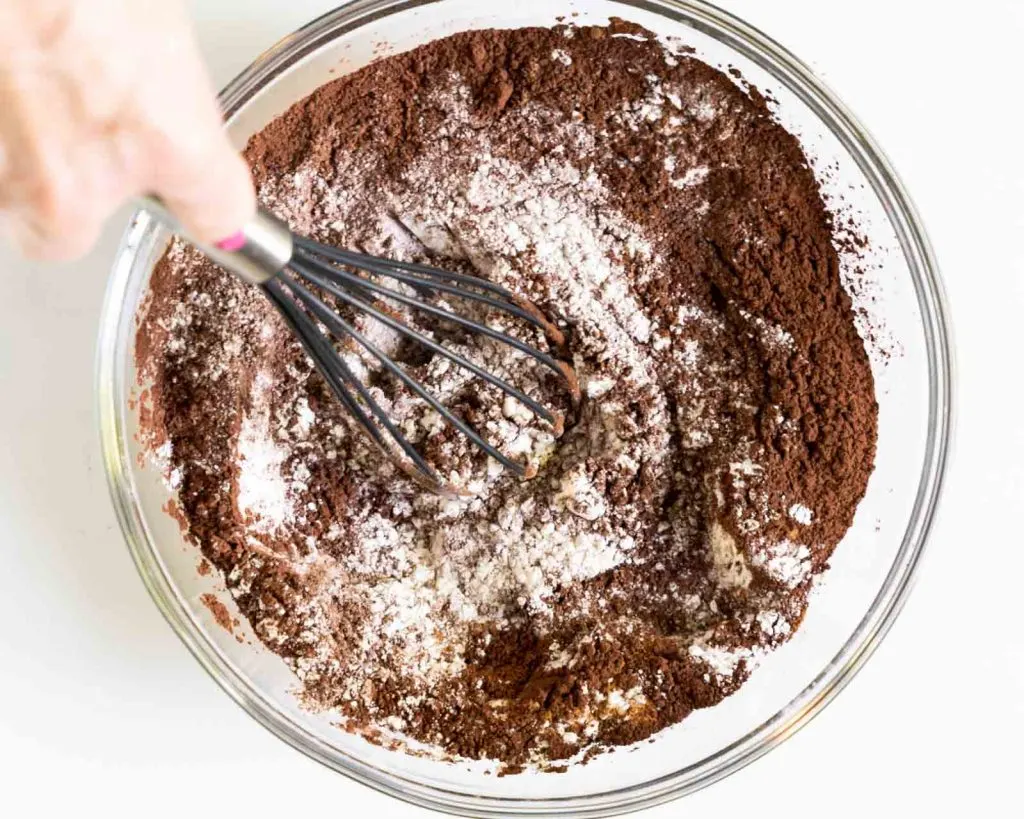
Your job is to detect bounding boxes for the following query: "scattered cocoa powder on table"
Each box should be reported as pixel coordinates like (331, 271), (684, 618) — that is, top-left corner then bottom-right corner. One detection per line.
(136, 21), (877, 772)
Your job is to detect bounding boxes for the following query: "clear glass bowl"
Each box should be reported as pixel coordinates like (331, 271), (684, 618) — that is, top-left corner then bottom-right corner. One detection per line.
(96, 0), (953, 815)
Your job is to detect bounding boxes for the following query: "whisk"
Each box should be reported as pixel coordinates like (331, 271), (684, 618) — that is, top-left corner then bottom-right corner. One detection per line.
(144, 200), (581, 489)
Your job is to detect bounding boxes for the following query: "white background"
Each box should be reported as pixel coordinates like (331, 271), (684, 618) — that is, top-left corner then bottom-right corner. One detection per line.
(0, 0), (1020, 816)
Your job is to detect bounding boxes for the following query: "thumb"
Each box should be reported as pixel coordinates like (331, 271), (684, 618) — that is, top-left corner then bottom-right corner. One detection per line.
(151, 126), (256, 244)
(133, 2), (256, 244)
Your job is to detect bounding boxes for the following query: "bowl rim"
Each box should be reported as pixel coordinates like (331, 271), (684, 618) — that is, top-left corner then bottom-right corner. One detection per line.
(96, 0), (954, 815)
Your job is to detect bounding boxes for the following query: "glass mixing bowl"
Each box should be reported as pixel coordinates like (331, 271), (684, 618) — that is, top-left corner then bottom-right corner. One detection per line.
(96, 0), (953, 815)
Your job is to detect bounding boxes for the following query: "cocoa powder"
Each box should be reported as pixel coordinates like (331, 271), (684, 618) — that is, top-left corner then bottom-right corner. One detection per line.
(136, 22), (876, 772)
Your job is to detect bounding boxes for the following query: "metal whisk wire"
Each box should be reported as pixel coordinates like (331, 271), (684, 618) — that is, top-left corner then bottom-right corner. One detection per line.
(268, 248), (576, 486)
(144, 201), (579, 489)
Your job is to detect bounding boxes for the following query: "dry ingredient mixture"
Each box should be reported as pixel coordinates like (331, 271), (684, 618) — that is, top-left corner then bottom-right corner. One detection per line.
(136, 21), (877, 772)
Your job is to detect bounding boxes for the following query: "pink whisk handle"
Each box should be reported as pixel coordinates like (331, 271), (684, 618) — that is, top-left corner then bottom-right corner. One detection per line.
(215, 231), (248, 252)
(140, 196), (293, 286)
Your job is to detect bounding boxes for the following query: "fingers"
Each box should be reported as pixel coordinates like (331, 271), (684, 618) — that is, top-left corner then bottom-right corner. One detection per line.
(0, 66), (138, 260)
(150, 128), (256, 245)
(1, 211), (47, 257)
(0, 0), (255, 260)
(136, 3), (255, 244)
(0, 61), (100, 259)
(0, 1), (104, 259)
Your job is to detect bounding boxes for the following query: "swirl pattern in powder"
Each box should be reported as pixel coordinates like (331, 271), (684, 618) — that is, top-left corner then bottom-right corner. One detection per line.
(136, 22), (877, 772)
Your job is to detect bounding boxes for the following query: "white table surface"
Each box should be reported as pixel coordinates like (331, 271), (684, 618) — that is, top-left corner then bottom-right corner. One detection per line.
(1, 0), (1020, 816)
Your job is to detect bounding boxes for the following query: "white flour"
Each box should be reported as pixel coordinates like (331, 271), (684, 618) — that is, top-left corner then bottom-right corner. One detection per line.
(169, 72), (820, 707)
(236, 371), (293, 533)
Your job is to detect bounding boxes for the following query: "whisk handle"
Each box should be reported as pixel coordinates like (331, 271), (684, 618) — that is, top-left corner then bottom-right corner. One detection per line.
(140, 196), (293, 285)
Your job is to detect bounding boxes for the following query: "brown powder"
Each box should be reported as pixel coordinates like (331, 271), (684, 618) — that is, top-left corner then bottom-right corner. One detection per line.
(200, 593), (234, 634)
(135, 22), (876, 772)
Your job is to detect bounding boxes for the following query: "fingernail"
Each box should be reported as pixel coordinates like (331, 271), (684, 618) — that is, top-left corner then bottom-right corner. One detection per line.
(215, 231), (246, 252)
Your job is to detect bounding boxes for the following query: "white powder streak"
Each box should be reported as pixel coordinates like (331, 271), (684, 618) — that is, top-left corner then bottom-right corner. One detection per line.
(229, 72), (818, 705)
(789, 503), (814, 525)
(236, 373), (292, 532)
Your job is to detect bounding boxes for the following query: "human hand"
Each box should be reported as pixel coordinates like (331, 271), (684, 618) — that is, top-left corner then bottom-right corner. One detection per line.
(0, 0), (255, 260)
